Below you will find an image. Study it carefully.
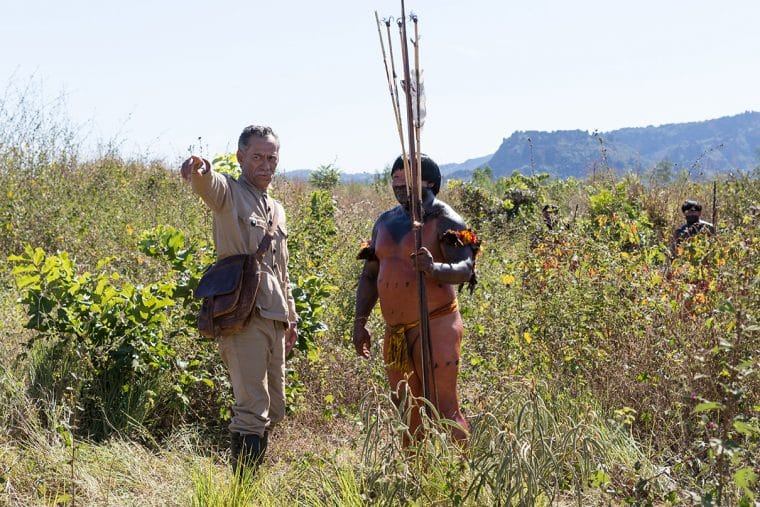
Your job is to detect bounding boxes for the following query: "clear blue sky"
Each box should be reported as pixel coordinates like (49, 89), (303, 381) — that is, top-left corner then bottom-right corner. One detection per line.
(3, 0), (759, 173)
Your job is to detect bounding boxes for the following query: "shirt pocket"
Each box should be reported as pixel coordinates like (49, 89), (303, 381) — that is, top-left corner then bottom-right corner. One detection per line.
(246, 214), (268, 253)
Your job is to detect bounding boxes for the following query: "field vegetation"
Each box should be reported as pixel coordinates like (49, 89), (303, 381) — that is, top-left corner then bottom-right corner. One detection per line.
(1, 87), (758, 505)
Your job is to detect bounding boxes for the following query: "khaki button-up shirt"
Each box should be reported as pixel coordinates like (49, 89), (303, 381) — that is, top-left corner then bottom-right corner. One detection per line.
(191, 170), (296, 323)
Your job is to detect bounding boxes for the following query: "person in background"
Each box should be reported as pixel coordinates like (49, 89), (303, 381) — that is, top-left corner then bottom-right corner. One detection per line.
(180, 125), (298, 477)
(670, 199), (715, 255)
(530, 203), (566, 250)
(542, 204), (561, 231)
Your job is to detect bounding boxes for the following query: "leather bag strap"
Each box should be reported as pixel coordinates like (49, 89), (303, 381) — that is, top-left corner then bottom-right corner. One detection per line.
(254, 196), (278, 261)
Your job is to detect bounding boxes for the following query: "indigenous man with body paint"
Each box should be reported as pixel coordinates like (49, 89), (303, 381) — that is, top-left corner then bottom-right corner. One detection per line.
(352, 154), (480, 444)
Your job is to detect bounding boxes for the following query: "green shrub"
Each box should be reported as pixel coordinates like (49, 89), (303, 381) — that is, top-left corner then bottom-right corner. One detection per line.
(309, 163), (341, 190)
(9, 243), (217, 438)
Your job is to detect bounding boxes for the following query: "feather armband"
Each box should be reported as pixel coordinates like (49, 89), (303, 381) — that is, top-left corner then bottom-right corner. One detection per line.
(357, 240), (378, 261)
(441, 228), (482, 294)
(441, 228), (482, 258)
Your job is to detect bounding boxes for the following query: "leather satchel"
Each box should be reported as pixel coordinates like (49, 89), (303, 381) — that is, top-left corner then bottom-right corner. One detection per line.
(195, 209), (276, 338)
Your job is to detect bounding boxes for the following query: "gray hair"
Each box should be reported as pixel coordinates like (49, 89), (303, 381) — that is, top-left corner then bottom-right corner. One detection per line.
(238, 125), (279, 151)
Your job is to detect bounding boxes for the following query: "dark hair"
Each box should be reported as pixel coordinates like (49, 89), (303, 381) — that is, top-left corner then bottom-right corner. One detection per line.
(391, 154), (441, 195)
(681, 199), (702, 213)
(543, 204), (559, 213)
(238, 125), (279, 151)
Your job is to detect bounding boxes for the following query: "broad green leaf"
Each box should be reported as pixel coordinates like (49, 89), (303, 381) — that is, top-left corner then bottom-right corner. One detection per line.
(46, 269), (61, 283)
(734, 467), (757, 493)
(733, 420), (760, 436)
(10, 264), (37, 274)
(15, 274), (41, 290)
(31, 247), (45, 266)
(95, 278), (108, 295)
(693, 401), (722, 413)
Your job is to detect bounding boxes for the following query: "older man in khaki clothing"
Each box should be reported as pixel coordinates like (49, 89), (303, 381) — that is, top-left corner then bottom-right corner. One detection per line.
(181, 125), (298, 477)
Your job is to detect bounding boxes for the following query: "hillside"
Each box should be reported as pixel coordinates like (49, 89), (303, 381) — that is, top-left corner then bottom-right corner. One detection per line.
(486, 111), (760, 179)
(283, 112), (760, 183)
(281, 155), (493, 184)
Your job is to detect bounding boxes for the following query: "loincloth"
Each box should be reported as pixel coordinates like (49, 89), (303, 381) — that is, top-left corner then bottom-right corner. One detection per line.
(384, 300), (459, 372)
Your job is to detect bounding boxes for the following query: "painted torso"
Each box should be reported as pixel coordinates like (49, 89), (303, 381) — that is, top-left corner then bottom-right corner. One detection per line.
(373, 203), (457, 326)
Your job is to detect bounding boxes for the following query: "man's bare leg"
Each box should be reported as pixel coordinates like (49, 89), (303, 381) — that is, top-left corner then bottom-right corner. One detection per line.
(385, 334), (424, 447)
(389, 312), (469, 444)
(424, 312), (469, 442)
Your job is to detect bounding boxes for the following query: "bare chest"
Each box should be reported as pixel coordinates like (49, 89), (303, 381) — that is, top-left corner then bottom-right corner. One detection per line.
(374, 217), (442, 261)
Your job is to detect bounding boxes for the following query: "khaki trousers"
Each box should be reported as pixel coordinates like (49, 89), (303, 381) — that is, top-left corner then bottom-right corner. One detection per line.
(217, 310), (286, 436)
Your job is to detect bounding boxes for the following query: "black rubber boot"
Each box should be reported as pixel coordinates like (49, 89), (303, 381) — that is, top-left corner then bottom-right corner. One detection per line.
(233, 433), (265, 477)
(230, 432), (242, 474)
(260, 430), (268, 457)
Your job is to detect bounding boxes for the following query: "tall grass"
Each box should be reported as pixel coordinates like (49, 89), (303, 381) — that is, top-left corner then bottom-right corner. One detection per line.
(0, 74), (81, 176)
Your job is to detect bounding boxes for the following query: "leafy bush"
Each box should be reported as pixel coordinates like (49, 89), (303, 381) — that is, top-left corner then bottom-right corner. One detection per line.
(308, 163), (341, 190)
(9, 243), (218, 439)
(210, 153), (241, 178)
(448, 171), (549, 232)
